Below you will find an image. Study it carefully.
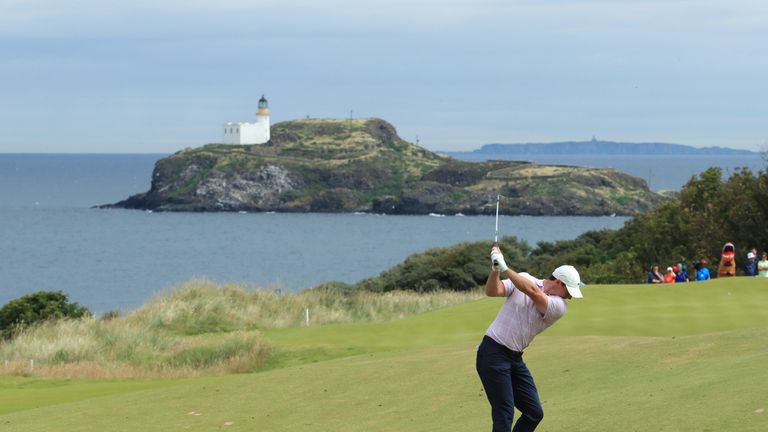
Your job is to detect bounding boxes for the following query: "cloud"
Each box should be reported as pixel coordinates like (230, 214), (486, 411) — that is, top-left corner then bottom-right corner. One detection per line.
(1, 0), (766, 151)
(0, 0), (492, 38)
(3, 1), (764, 38)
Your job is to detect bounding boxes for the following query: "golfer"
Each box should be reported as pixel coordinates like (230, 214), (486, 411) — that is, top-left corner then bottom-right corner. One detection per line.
(476, 246), (582, 432)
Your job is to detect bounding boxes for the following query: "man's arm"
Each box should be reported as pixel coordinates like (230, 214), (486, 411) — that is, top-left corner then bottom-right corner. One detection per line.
(490, 247), (548, 315)
(502, 268), (548, 315)
(485, 271), (506, 297)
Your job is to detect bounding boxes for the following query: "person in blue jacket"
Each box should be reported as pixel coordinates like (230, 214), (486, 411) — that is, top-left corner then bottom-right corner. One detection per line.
(696, 259), (711, 281)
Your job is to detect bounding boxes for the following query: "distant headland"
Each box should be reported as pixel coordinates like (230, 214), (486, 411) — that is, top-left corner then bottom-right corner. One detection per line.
(103, 119), (664, 216)
(442, 138), (756, 157)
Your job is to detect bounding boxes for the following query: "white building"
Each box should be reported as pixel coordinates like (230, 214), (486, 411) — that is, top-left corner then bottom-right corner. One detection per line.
(222, 95), (271, 144)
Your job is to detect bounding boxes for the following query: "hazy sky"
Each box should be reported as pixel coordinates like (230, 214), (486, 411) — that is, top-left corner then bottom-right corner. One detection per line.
(1, 0), (766, 152)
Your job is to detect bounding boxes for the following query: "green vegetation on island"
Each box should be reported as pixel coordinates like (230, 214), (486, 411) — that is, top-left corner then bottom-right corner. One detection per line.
(108, 118), (663, 215)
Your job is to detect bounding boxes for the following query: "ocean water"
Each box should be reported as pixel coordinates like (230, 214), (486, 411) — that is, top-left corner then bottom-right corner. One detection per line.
(0, 153), (159, 209)
(1, 153), (760, 312)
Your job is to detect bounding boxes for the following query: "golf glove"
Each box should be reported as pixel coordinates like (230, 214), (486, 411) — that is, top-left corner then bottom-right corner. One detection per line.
(491, 251), (508, 272)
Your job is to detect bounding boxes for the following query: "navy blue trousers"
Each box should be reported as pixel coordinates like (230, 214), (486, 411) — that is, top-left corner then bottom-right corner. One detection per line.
(476, 336), (544, 432)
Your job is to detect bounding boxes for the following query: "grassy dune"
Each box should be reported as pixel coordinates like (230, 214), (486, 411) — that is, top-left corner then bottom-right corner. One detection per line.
(1, 277), (767, 431)
(0, 280), (479, 378)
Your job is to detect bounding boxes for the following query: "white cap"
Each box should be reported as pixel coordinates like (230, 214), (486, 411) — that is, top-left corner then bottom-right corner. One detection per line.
(666, 266), (673, 272)
(552, 265), (583, 299)
(747, 252), (756, 259)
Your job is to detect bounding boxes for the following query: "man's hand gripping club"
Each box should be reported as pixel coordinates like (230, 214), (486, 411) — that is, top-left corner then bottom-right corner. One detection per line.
(487, 246), (549, 314)
(491, 247), (508, 272)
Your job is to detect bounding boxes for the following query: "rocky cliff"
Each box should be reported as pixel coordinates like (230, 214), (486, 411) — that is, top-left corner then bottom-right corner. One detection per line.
(106, 118), (664, 215)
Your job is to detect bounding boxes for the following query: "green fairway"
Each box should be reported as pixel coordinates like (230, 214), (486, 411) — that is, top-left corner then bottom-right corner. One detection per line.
(1, 277), (767, 431)
(0, 377), (183, 415)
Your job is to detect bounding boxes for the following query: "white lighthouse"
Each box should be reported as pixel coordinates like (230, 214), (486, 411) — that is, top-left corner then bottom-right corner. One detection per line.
(222, 95), (271, 144)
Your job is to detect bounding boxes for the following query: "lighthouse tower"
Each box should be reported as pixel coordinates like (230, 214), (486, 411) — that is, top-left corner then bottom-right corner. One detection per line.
(257, 95), (270, 122)
(222, 95), (271, 144)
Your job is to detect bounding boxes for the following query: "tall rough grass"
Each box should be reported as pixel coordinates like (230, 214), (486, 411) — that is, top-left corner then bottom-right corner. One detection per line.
(133, 279), (481, 332)
(0, 280), (480, 378)
(0, 316), (270, 379)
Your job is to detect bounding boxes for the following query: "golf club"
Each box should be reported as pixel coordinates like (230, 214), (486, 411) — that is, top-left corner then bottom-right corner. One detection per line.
(493, 194), (500, 268)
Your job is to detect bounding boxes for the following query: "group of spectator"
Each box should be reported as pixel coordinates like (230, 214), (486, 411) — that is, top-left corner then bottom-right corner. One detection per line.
(646, 262), (699, 284)
(744, 249), (768, 277)
(646, 249), (768, 284)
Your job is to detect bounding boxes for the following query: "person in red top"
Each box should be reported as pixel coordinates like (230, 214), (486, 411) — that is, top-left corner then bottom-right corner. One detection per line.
(663, 266), (676, 284)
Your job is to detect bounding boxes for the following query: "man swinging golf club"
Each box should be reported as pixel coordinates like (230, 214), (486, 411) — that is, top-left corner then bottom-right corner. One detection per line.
(477, 245), (582, 432)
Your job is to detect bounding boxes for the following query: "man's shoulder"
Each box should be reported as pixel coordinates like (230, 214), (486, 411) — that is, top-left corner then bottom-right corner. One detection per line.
(548, 293), (567, 305)
(543, 293), (567, 322)
(503, 272), (543, 297)
(518, 272), (542, 284)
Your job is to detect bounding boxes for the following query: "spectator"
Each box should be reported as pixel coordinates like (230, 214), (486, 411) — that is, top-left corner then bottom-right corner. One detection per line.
(744, 252), (758, 276)
(758, 252), (768, 278)
(663, 267), (676, 284)
(675, 263), (689, 283)
(646, 265), (663, 284)
(696, 259), (711, 281)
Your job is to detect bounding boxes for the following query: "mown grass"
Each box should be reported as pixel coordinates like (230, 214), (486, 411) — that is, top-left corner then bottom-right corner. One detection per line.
(1, 277), (767, 431)
(261, 277), (768, 370)
(0, 376), (183, 415)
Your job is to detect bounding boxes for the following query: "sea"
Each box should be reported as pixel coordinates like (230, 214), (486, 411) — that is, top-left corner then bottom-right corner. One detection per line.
(0, 153), (762, 312)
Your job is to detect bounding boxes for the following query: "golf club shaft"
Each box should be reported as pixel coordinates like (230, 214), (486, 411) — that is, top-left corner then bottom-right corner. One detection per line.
(493, 195), (500, 267)
(494, 194), (499, 244)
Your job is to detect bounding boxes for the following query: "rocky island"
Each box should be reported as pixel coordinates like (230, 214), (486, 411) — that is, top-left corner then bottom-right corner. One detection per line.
(106, 118), (663, 215)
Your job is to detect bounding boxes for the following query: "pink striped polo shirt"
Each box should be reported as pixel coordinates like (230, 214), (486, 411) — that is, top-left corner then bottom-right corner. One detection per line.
(485, 272), (568, 352)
